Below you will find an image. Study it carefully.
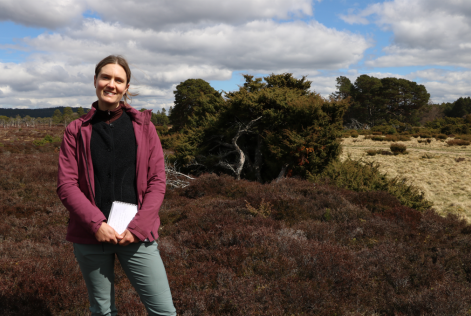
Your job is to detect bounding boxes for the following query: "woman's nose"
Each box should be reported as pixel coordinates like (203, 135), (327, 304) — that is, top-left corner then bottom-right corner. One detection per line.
(108, 79), (116, 88)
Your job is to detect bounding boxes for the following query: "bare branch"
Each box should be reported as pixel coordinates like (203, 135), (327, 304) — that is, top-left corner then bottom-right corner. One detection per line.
(164, 155), (195, 188)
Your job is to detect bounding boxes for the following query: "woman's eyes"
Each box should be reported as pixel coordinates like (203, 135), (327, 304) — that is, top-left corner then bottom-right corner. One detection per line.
(100, 76), (124, 83)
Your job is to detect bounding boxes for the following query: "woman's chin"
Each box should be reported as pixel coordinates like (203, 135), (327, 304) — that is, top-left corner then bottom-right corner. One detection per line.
(99, 98), (120, 108)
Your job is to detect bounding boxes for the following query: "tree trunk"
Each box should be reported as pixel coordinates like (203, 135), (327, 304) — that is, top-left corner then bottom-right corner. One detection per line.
(254, 134), (263, 182)
(276, 163), (289, 182)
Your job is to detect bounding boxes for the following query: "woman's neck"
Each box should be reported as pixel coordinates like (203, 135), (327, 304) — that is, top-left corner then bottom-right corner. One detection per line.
(97, 101), (120, 112)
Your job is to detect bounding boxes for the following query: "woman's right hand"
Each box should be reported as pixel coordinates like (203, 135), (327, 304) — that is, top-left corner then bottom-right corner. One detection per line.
(95, 222), (121, 244)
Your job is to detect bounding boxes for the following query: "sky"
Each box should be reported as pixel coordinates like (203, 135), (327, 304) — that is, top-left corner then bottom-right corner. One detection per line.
(0, 0), (470, 111)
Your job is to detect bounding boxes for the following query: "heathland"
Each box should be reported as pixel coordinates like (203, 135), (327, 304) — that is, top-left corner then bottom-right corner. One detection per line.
(2, 73), (471, 314)
(2, 126), (471, 315)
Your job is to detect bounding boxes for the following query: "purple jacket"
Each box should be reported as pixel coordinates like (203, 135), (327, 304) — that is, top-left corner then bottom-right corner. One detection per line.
(57, 103), (166, 244)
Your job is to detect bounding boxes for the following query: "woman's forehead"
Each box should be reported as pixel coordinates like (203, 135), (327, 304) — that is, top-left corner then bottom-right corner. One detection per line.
(99, 63), (127, 77)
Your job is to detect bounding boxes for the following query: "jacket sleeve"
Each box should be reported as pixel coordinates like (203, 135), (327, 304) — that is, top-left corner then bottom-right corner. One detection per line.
(127, 123), (166, 241)
(57, 123), (107, 234)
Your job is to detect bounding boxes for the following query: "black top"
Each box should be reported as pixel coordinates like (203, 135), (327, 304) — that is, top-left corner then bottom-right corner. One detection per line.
(90, 110), (138, 219)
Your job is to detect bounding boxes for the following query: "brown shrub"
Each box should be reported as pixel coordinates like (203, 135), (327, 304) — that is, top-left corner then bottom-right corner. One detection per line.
(390, 143), (407, 154)
(2, 131), (471, 315)
(447, 139), (470, 146)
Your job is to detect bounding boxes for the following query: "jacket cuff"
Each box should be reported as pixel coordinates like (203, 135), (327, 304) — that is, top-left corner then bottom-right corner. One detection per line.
(127, 225), (146, 241)
(91, 220), (104, 235)
(90, 213), (107, 234)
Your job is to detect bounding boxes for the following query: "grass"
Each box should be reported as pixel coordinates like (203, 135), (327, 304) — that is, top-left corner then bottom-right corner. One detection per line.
(341, 135), (471, 221)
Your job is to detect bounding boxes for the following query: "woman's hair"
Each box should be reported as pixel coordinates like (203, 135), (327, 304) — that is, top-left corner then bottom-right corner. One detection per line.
(95, 55), (138, 104)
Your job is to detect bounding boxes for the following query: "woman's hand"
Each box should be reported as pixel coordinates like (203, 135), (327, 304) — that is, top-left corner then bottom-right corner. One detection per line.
(95, 222), (121, 244)
(118, 229), (139, 246)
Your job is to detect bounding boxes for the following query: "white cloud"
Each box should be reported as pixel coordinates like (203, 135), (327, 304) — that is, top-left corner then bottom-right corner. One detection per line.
(23, 19), (370, 72)
(0, 0), (85, 28)
(0, 15), (370, 108)
(0, 0), (375, 109)
(0, 0), (314, 29)
(342, 0), (471, 67)
(88, 0), (314, 30)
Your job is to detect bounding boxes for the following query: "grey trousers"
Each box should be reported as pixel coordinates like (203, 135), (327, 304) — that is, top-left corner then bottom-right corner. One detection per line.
(73, 241), (176, 316)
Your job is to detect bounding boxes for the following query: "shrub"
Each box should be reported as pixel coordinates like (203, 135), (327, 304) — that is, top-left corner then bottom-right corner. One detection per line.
(4, 143), (471, 315)
(384, 135), (411, 142)
(397, 135), (411, 141)
(390, 143), (407, 154)
(371, 136), (385, 141)
(366, 150), (377, 156)
(447, 139), (470, 146)
(441, 124), (470, 135)
(455, 135), (471, 141)
(386, 126), (397, 135)
(310, 158), (432, 211)
(155, 125), (169, 137)
(160, 133), (181, 150)
(435, 134), (448, 140)
(350, 131), (359, 138)
(418, 139), (432, 144)
(32, 134), (61, 146)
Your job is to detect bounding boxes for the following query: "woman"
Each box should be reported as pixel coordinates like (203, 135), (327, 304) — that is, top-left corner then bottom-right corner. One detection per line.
(57, 55), (176, 316)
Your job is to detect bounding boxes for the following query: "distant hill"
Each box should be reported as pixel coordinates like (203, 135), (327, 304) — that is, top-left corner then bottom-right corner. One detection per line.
(0, 107), (82, 118)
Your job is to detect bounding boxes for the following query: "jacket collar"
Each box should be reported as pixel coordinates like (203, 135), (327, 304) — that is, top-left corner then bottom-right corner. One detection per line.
(79, 101), (152, 125)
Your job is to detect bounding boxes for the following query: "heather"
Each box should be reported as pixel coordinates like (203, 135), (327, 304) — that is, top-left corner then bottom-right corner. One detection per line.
(2, 137), (471, 314)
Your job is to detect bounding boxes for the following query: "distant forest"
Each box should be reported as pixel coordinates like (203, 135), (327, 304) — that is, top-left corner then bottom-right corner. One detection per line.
(0, 107), (77, 118)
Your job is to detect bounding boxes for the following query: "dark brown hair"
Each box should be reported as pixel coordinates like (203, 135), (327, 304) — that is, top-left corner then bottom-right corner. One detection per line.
(95, 55), (138, 104)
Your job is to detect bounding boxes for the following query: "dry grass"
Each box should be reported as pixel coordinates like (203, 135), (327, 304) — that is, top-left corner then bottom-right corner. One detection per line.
(341, 135), (471, 221)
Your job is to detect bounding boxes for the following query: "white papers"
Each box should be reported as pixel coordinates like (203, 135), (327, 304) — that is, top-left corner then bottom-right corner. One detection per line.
(108, 201), (138, 235)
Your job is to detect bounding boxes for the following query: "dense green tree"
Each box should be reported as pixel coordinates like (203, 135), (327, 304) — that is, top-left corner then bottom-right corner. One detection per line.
(151, 108), (170, 126)
(63, 107), (73, 117)
(340, 75), (430, 126)
(77, 107), (85, 116)
(264, 72), (311, 94)
(171, 74), (348, 182)
(331, 76), (353, 100)
(445, 97), (471, 118)
(346, 75), (384, 126)
(169, 79), (223, 131)
(52, 109), (62, 124)
(380, 77), (429, 124)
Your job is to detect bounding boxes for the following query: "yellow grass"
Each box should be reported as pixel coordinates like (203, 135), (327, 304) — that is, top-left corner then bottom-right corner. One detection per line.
(341, 135), (471, 221)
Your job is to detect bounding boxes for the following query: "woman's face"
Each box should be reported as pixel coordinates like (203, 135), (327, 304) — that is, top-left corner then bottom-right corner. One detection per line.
(94, 63), (129, 110)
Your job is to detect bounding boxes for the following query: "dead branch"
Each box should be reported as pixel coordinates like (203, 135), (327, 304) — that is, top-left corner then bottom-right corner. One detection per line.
(164, 155), (195, 189)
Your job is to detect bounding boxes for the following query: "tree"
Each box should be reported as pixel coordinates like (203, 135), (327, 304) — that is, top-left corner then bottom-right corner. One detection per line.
(342, 75), (430, 126)
(419, 102), (445, 125)
(169, 79), (223, 131)
(332, 76), (353, 100)
(151, 109), (170, 126)
(77, 107), (85, 116)
(63, 107), (74, 126)
(380, 77), (429, 124)
(445, 97), (471, 118)
(264, 72), (311, 94)
(53, 109), (62, 125)
(172, 73), (348, 182)
(346, 75), (384, 127)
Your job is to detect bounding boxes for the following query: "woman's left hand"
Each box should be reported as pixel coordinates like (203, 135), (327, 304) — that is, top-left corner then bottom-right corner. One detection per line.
(118, 229), (139, 246)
